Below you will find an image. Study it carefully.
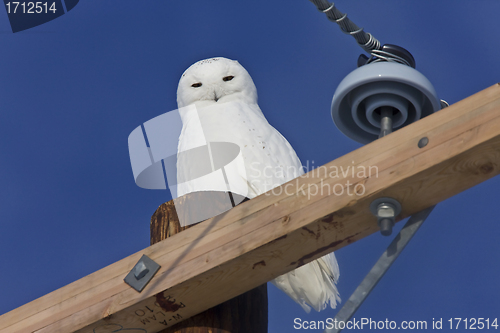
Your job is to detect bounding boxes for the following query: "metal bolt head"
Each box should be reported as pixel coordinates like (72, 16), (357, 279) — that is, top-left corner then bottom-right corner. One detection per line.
(124, 254), (161, 292)
(418, 137), (429, 148)
(377, 204), (395, 218)
(133, 261), (150, 280)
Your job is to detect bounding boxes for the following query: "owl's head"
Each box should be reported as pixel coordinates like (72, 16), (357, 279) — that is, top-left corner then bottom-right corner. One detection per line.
(177, 57), (258, 109)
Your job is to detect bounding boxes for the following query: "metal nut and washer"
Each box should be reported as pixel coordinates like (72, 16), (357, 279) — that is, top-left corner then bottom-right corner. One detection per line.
(370, 197), (402, 236)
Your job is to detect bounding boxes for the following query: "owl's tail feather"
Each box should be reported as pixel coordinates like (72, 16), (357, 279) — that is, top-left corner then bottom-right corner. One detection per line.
(271, 252), (340, 313)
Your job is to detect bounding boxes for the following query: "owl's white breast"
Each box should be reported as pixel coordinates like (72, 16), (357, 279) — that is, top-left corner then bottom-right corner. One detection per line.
(177, 101), (304, 199)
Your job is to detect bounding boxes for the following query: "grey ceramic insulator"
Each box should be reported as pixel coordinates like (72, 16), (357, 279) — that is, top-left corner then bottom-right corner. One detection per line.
(331, 62), (441, 144)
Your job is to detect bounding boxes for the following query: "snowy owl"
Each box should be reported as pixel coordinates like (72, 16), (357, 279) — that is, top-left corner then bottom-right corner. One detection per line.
(176, 57), (340, 313)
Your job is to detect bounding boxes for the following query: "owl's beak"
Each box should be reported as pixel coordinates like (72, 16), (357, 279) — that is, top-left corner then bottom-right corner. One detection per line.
(213, 91), (219, 102)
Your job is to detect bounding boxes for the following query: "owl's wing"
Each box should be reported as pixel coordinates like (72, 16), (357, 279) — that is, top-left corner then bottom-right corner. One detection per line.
(236, 105), (304, 198)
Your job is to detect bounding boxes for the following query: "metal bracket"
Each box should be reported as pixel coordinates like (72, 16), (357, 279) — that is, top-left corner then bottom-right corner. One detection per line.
(124, 254), (161, 292)
(324, 205), (435, 333)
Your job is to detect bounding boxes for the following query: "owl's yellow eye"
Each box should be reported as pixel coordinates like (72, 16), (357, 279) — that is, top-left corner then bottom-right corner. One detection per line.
(222, 76), (234, 82)
(191, 82), (202, 88)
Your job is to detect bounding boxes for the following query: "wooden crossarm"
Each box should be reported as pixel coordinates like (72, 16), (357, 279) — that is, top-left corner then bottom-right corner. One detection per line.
(1, 84), (500, 333)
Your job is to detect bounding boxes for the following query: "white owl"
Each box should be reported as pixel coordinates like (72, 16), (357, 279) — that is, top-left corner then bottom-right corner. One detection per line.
(176, 57), (340, 313)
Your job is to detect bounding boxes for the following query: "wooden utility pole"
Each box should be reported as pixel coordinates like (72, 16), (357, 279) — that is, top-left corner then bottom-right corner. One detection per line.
(1, 84), (500, 333)
(150, 192), (268, 333)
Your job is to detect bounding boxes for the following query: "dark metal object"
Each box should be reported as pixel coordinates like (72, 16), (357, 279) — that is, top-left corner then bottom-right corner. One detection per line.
(370, 197), (402, 236)
(358, 44), (416, 68)
(324, 206), (436, 333)
(124, 254), (161, 292)
(418, 137), (429, 148)
(309, 0), (381, 53)
(379, 107), (394, 138)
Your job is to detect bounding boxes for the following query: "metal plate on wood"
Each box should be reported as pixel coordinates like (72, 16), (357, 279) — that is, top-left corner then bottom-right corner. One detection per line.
(124, 254), (161, 292)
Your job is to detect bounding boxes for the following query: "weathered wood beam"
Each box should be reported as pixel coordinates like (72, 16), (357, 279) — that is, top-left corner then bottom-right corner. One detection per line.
(150, 195), (268, 333)
(1, 84), (500, 333)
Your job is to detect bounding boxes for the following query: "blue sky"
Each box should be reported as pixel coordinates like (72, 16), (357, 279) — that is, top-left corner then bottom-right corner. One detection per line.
(1, 1), (500, 332)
